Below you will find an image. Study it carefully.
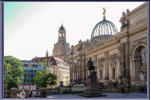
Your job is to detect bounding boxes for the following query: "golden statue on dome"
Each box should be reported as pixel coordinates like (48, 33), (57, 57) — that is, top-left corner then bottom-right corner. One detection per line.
(103, 8), (106, 19)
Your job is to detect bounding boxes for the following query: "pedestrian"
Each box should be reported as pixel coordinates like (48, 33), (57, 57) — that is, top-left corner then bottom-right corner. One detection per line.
(29, 91), (32, 97)
(22, 90), (26, 98)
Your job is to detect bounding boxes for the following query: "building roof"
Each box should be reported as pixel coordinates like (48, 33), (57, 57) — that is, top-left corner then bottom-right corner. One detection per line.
(31, 56), (57, 65)
(59, 24), (65, 30)
(54, 57), (69, 68)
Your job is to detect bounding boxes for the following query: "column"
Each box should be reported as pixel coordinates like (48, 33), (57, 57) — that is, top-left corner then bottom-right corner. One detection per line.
(104, 51), (109, 83)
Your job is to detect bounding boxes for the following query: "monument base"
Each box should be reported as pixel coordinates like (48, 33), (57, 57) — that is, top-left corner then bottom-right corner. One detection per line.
(79, 73), (106, 97)
(79, 89), (106, 97)
(80, 59), (107, 98)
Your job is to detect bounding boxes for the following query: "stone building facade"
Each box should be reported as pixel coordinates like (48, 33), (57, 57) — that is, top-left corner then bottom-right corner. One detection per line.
(69, 3), (147, 89)
(54, 57), (70, 86)
(53, 25), (70, 61)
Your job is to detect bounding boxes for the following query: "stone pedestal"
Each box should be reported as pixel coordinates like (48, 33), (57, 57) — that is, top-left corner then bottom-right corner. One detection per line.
(79, 72), (106, 97)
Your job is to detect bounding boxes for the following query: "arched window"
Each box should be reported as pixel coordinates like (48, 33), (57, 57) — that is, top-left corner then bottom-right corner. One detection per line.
(134, 46), (147, 81)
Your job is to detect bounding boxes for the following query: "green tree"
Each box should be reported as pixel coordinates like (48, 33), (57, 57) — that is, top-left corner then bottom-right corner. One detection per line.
(37, 62), (45, 67)
(33, 70), (57, 88)
(37, 60), (48, 68)
(4, 56), (24, 90)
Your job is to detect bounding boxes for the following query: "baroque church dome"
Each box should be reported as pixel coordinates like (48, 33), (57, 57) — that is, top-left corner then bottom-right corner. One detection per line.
(91, 9), (118, 40)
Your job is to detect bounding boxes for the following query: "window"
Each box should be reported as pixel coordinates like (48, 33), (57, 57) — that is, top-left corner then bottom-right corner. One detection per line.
(35, 65), (37, 67)
(32, 64), (37, 67)
(24, 64), (26, 67)
(100, 70), (102, 79)
(31, 74), (33, 77)
(112, 68), (115, 79)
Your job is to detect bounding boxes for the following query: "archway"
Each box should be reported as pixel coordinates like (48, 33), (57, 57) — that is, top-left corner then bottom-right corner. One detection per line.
(134, 45), (147, 84)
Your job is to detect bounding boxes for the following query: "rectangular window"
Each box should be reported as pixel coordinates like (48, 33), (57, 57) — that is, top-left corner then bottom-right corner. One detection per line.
(112, 68), (115, 79)
(100, 70), (102, 79)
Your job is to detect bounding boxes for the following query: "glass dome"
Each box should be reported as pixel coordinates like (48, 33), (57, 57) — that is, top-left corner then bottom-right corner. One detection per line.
(91, 18), (118, 40)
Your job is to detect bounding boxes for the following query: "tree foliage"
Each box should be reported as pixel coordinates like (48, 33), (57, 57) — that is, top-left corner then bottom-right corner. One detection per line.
(37, 61), (46, 67)
(33, 70), (57, 88)
(4, 56), (24, 90)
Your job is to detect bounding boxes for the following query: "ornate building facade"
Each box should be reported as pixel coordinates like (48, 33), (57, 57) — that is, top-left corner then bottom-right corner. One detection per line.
(69, 3), (147, 89)
(53, 25), (70, 61)
(54, 57), (70, 86)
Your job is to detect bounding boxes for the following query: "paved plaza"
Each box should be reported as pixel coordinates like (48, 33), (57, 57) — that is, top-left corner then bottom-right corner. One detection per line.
(47, 93), (148, 99)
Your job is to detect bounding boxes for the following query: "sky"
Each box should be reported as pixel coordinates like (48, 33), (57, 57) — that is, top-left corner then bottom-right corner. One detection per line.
(4, 2), (145, 60)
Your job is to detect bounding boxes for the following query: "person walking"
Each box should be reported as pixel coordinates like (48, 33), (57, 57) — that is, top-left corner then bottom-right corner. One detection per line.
(21, 90), (26, 98)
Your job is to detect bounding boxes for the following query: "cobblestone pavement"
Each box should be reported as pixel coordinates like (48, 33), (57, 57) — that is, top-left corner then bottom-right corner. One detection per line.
(46, 93), (148, 99)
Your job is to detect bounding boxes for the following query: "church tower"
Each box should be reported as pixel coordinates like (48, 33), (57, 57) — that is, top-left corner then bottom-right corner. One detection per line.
(53, 24), (70, 61)
(58, 24), (66, 42)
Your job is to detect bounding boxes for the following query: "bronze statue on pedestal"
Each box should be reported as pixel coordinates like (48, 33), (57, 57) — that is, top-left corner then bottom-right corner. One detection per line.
(79, 58), (106, 97)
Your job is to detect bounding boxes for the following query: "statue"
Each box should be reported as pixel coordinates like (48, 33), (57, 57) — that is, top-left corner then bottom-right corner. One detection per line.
(60, 81), (63, 87)
(80, 58), (106, 97)
(139, 71), (145, 81)
(87, 58), (95, 71)
(103, 8), (106, 19)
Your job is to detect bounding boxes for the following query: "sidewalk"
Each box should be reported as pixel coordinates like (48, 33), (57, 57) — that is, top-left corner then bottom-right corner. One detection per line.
(46, 93), (147, 99)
